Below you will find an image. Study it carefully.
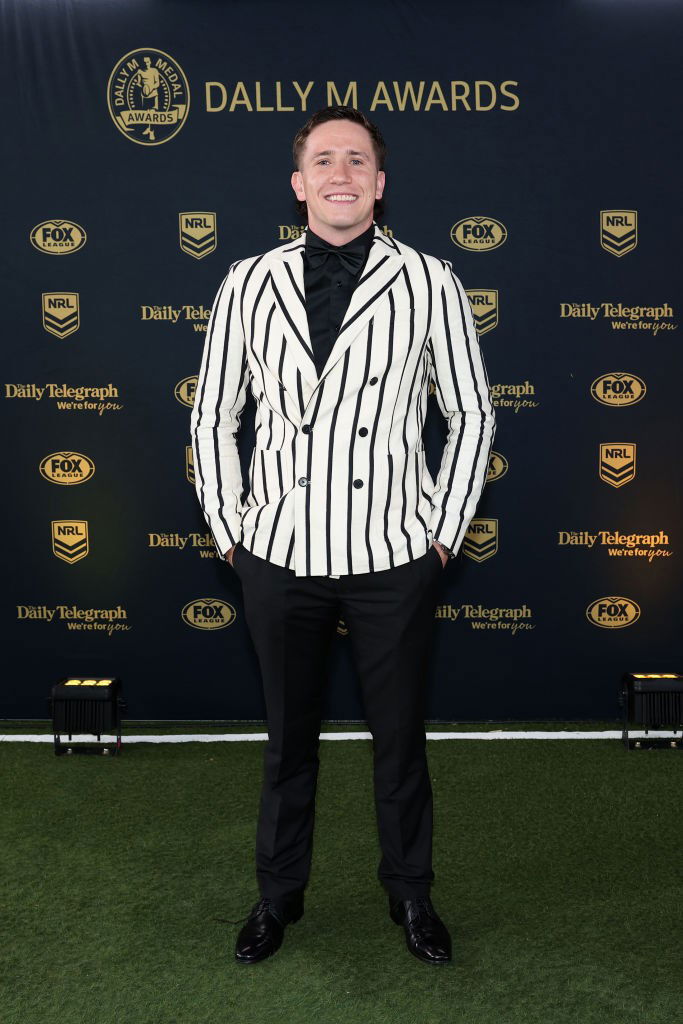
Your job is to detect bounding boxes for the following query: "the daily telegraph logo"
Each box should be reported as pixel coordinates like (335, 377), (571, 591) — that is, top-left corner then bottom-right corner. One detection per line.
(559, 303), (673, 329)
(40, 452), (95, 486)
(4, 383), (122, 414)
(179, 212), (217, 258)
(558, 530), (671, 561)
(17, 604), (130, 635)
(181, 598), (235, 630)
(599, 443), (636, 488)
(175, 375), (197, 407)
(487, 451), (508, 482)
(107, 49), (190, 145)
(51, 520), (89, 563)
(141, 305), (211, 328)
(591, 372), (646, 407)
(586, 596), (640, 629)
(490, 381), (539, 412)
(600, 210), (637, 257)
(434, 603), (534, 633)
(450, 217), (507, 252)
(42, 293), (79, 338)
(463, 518), (498, 562)
(466, 289), (498, 334)
(186, 445), (194, 484)
(30, 220), (86, 255)
(148, 532), (217, 556)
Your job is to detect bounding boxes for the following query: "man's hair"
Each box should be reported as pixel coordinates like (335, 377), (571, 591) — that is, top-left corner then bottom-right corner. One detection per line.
(291, 106), (387, 221)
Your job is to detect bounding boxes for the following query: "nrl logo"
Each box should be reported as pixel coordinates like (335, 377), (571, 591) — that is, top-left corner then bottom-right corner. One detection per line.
(186, 444), (195, 484)
(174, 375), (197, 408)
(463, 518), (498, 562)
(466, 289), (498, 334)
(52, 520), (89, 563)
(179, 212), (217, 259)
(42, 293), (79, 338)
(600, 210), (637, 257)
(181, 598), (235, 630)
(599, 443), (636, 488)
(487, 451), (508, 482)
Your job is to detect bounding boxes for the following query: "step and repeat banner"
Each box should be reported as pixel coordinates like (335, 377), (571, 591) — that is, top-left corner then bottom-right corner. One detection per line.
(2, 0), (680, 720)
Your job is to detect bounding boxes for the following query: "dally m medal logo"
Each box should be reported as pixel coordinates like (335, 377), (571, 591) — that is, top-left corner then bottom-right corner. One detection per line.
(463, 518), (498, 561)
(52, 520), (89, 563)
(30, 220), (86, 255)
(179, 213), (217, 259)
(590, 372), (646, 407)
(599, 443), (636, 488)
(466, 289), (498, 334)
(107, 48), (190, 145)
(181, 598), (235, 630)
(174, 375), (197, 407)
(600, 210), (637, 257)
(586, 596), (641, 629)
(487, 451), (508, 482)
(40, 452), (95, 486)
(186, 444), (194, 484)
(450, 217), (507, 252)
(42, 293), (79, 338)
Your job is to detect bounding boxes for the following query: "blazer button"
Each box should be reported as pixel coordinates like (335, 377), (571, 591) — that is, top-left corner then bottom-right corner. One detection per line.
(298, 477), (309, 486)
(358, 427), (368, 437)
(369, 376), (378, 385)
(353, 479), (363, 488)
(302, 424), (311, 434)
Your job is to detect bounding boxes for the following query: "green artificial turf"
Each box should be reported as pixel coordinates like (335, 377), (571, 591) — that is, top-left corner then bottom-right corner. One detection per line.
(1, 735), (680, 1024)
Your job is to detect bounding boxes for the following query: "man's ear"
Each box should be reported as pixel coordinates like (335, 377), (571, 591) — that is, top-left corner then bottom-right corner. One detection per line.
(291, 170), (305, 201)
(375, 170), (386, 199)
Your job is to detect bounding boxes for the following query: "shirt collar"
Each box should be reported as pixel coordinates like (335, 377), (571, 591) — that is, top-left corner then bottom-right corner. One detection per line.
(305, 220), (376, 255)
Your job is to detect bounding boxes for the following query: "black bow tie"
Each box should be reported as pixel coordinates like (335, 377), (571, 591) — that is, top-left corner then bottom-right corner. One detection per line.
(305, 233), (368, 276)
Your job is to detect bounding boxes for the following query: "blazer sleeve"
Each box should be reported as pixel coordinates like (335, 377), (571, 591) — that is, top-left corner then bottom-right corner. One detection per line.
(426, 259), (496, 559)
(190, 262), (252, 557)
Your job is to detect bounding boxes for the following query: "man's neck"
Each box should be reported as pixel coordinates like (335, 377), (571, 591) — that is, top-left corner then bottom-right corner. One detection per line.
(306, 216), (374, 247)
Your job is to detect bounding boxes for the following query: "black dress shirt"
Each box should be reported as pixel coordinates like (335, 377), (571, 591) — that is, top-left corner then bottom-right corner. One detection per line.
(303, 221), (375, 379)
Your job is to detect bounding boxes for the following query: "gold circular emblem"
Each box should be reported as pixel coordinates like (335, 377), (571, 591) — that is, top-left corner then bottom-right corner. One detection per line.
(107, 48), (190, 145)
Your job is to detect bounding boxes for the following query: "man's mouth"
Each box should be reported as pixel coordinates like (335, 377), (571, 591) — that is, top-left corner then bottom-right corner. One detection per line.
(324, 194), (358, 203)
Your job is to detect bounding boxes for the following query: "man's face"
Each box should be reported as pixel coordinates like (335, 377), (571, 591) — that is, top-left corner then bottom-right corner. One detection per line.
(291, 120), (385, 243)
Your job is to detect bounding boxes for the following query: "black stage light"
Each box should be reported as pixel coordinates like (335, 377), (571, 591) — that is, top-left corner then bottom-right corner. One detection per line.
(48, 677), (126, 756)
(620, 673), (683, 751)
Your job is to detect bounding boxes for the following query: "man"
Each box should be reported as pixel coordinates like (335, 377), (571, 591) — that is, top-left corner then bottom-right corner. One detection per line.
(190, 106), (496, 967)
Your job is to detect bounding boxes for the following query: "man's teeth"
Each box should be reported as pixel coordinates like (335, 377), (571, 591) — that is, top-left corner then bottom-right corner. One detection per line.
(326, 194), (357, 201)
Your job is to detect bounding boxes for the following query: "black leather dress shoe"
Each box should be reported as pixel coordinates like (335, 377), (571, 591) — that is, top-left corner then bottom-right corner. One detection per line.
(234, 895), (304, 964)
(389, 895), (452, 965)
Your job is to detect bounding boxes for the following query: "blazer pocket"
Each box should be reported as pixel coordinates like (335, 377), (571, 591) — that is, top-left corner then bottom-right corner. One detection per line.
(250, 447), (294, 502)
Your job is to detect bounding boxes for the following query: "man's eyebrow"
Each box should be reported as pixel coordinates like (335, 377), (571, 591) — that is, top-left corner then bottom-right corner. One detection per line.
(310, 148), (370, 160)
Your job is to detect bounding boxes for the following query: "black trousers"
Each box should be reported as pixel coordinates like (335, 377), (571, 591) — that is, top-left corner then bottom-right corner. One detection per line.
(231, 541), (444, 903)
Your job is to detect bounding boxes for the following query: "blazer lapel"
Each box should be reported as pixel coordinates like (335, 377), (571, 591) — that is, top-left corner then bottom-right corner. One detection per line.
(269, 222), (405, 393)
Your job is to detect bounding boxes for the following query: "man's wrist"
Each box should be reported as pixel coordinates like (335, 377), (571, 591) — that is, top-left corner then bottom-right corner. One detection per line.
(433, 539), (453, 559)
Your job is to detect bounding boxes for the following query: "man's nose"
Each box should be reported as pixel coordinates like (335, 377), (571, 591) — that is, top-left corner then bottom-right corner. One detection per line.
(329, 163), (351, 181)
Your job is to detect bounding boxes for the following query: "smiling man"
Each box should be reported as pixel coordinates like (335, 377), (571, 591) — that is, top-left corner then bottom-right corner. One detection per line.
(191, 106), (496, 967)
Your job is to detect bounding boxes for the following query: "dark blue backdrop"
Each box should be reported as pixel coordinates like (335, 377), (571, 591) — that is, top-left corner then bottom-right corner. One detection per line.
(2, 0), (680, 720)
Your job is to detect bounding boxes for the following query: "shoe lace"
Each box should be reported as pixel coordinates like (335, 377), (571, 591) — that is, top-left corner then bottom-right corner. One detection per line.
(214, 896), (282, 926)
(409, 896), (437, 922)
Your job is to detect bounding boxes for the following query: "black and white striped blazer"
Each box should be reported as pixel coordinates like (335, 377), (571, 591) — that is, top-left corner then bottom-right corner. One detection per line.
(190, 221), (496, 577)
